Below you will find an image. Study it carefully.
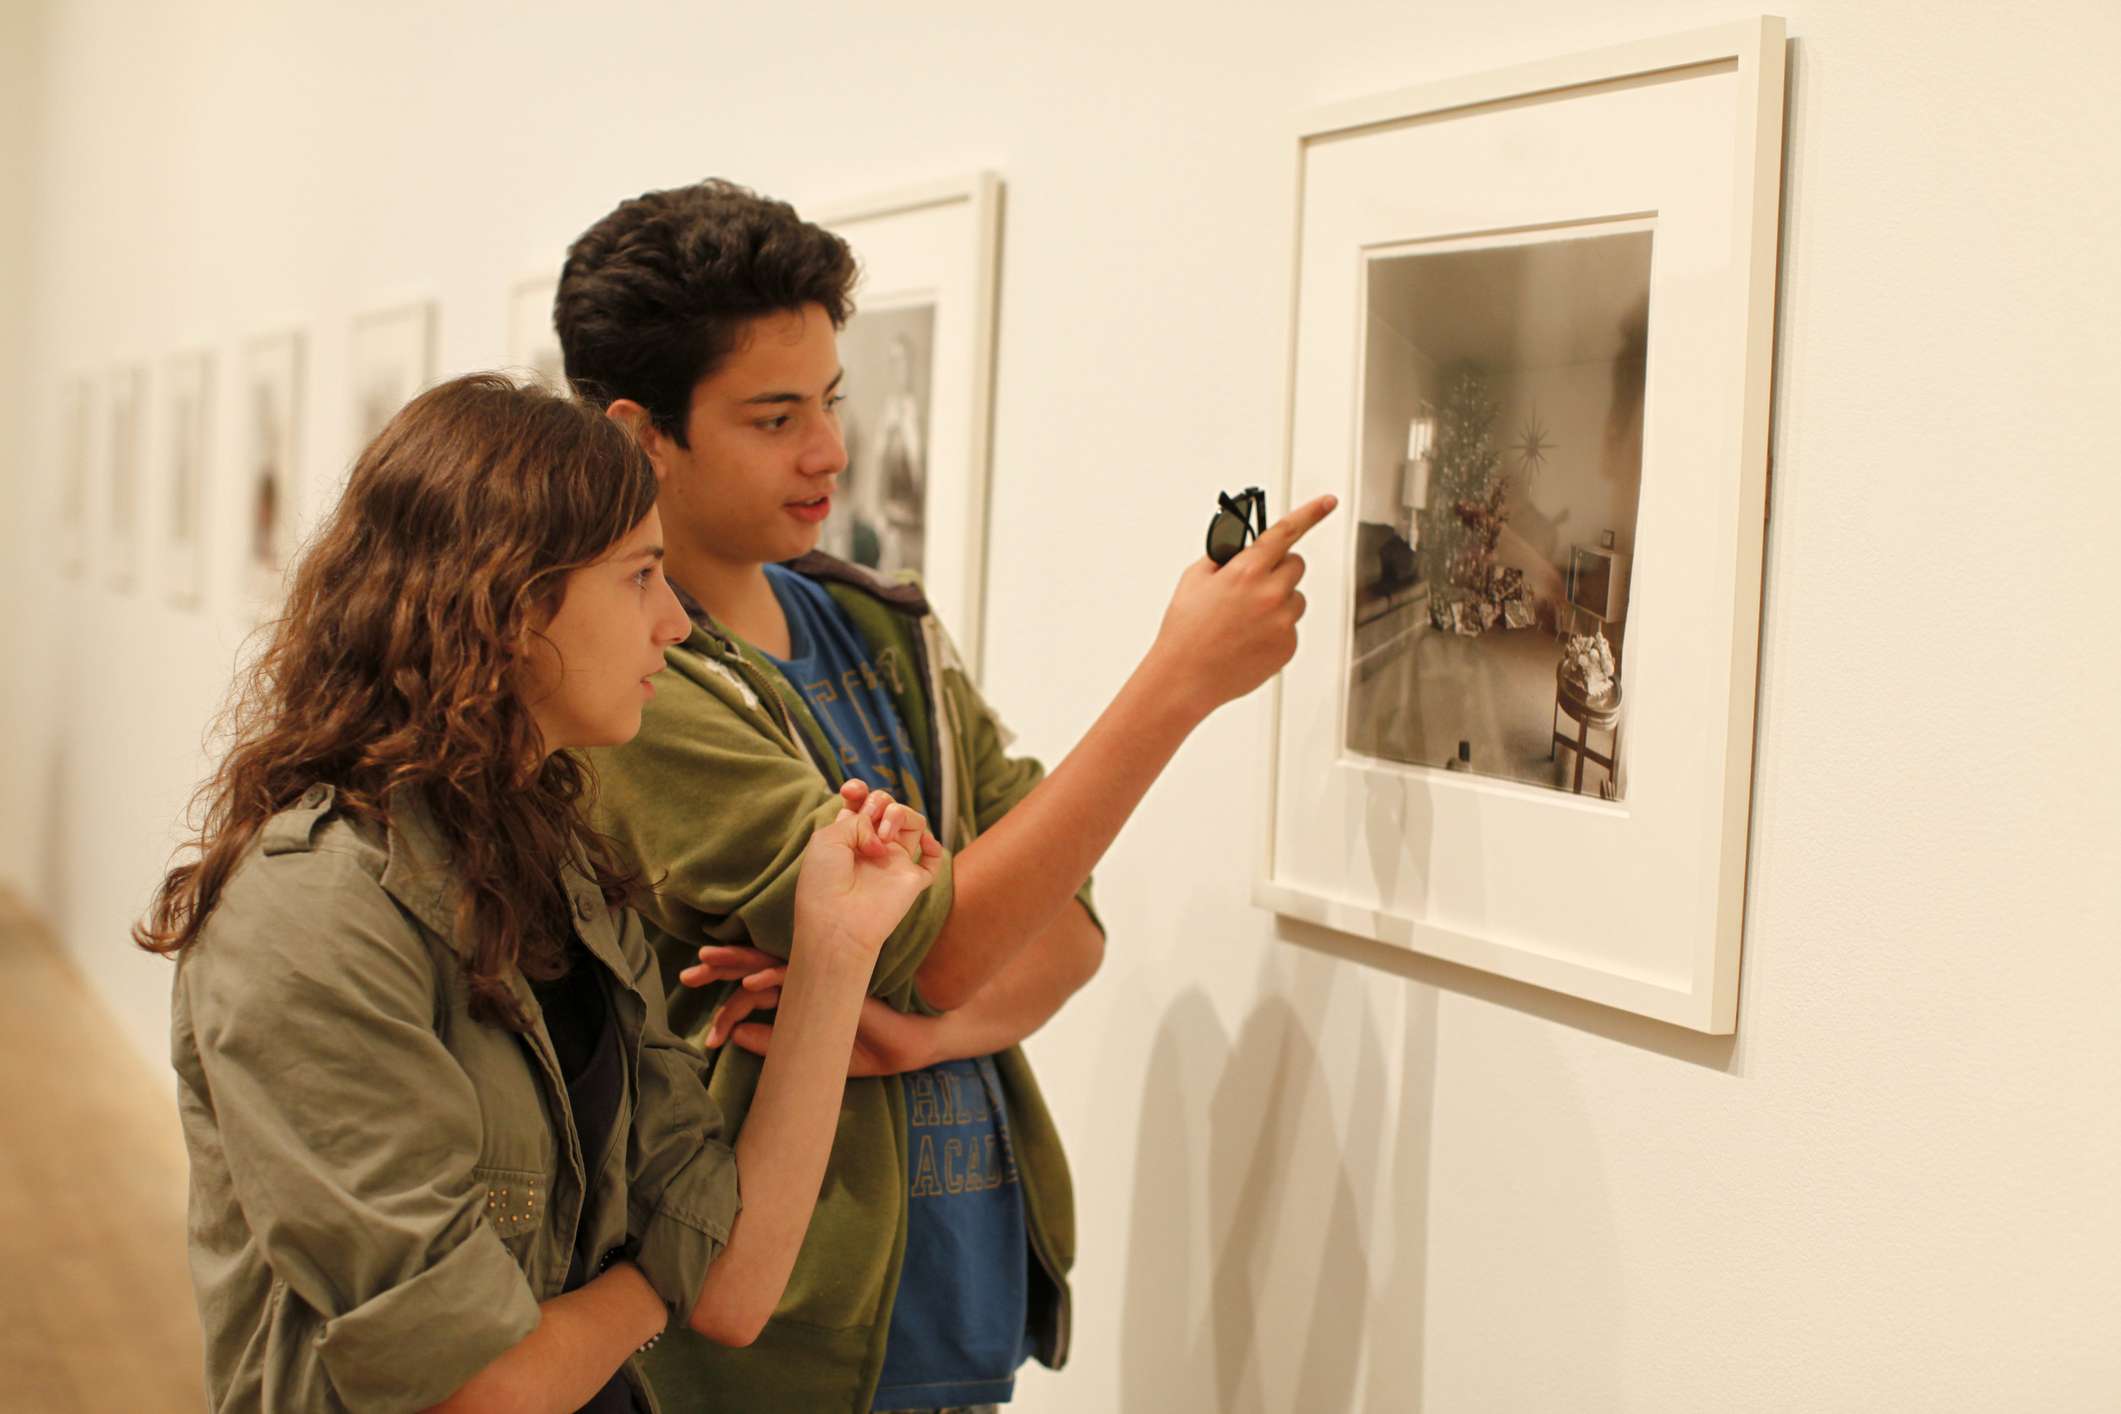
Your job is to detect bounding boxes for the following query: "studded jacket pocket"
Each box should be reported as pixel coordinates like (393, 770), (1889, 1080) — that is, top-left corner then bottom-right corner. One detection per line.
(474, 1164), (547, 1258)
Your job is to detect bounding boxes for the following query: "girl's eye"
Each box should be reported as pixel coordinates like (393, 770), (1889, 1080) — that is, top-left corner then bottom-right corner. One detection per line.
(758, 415), (790, 432)
(633, 566), (654, 589)
(825, 393), (847, 411)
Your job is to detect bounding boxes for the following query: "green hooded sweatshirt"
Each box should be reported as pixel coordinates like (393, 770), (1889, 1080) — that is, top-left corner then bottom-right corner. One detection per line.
(586, 554), (1094, 1414)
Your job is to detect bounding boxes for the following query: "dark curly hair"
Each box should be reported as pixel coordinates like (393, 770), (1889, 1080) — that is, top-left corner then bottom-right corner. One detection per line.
(136, 374), (660, 1032)
(555, 178), (859, 445)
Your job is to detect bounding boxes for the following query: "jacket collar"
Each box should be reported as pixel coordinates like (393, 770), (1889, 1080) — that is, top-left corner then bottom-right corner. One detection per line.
(782, 551), (932, 613)
(668, 551), (932, 640)
(375, 787), (623, 975)
(376, 789), (469, 947)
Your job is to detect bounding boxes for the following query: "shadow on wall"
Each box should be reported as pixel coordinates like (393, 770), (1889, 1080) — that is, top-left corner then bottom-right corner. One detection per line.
(1120, 954), (1441, 1412)
(1278, 917), (1739, 1074)
(1359, 983), (1437, 1414)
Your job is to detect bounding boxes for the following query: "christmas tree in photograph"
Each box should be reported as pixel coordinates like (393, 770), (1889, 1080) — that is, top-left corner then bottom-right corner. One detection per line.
(1419, 363), (1516, 634)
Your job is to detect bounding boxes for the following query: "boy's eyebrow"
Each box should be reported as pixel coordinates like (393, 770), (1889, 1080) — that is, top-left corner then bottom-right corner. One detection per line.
(739, 369), (845, 406)
(628, 545), (665, 563)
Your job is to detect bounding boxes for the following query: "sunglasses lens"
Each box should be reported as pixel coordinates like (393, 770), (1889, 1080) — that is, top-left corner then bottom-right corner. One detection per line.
(1208, 512), (1247, 562)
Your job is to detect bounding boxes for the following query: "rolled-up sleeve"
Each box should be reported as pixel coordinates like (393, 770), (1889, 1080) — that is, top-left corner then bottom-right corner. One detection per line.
(182, 850), (540, 1411)
(313, 1226), (537, 1404)
(590, 669), (956, 1028)
(616, 908), (743, 1320)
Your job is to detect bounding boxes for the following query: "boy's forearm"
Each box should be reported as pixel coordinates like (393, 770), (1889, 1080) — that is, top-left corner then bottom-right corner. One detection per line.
(923, 902), (1104, 1062)
(915, 657), (1200, 1008)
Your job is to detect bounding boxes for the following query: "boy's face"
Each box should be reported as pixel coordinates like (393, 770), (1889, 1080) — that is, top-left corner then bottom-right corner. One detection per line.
(654, 303), (847, 571)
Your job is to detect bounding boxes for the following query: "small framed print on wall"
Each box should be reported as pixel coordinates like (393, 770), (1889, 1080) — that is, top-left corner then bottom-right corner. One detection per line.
(105, 363), (146, 593)
(812, 173), (1003, 673)
(350, 300), (438, 451)
(1256, 19), (1788, 1033)
(57, 374), (91, 579)
(240, 330), (304, 609)
(506, 274), (565, 394)
(164, 350), (213, 609)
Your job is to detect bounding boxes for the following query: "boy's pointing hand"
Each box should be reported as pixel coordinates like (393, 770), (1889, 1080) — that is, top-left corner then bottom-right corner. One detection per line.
(1145, 492), (1338, 720)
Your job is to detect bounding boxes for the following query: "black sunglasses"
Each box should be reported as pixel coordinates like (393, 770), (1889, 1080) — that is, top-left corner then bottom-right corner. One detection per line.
(1206, 487), (1268, 566)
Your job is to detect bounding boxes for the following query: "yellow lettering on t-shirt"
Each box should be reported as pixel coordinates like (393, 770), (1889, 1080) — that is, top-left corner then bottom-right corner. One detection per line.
(907, 1073), (941, 1128)
(874, 647), (906, 694)
(960, 1071), (990, 1124)
(841, 669), (891, 750)
(911, 1134), (943, 1198)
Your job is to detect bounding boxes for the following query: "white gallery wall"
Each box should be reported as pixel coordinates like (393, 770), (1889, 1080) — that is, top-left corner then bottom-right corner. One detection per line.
(5, 1), (2119, 1409)
(0, 1), (41, 886)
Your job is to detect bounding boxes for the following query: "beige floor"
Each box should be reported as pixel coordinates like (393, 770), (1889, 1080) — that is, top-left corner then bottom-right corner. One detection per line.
(1347, 617), (1622, 797)
(0, 891), (204, 1413)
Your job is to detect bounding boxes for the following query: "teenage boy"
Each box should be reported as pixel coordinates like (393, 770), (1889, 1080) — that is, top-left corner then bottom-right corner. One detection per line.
(558, 179), (1334, 1414)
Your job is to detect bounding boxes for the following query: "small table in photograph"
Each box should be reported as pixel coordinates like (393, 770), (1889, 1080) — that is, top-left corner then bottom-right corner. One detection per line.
(1551, 665), (1622, 795)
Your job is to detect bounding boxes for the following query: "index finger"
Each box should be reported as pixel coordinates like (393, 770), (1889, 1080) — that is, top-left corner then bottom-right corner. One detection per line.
(1238, 493), (1338, 569)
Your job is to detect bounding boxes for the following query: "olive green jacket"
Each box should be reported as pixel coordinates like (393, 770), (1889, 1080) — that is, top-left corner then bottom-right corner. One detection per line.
(170, 787), (742, 1413)
(586, 555), (1092, 1414)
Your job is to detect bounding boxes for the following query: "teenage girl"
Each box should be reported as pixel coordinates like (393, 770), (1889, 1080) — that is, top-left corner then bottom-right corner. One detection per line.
(140, 374), (945, 1413)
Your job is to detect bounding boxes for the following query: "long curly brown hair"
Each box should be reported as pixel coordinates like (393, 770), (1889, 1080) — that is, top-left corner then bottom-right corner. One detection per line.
(136, 373), (660, 1031)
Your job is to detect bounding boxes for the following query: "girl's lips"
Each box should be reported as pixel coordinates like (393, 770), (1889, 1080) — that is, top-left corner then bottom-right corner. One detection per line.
(786, 496), (831, 524)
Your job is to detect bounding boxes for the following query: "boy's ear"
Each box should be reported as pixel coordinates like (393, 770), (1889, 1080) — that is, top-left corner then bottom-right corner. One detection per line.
(605, 399), (669, 482)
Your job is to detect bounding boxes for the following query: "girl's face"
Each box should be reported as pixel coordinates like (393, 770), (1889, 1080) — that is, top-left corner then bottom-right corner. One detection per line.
(519, 507), (692, 755)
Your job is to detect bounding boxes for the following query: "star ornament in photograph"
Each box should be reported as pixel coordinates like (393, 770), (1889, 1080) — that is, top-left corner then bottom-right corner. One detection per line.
(1510, 411), (1554, 483)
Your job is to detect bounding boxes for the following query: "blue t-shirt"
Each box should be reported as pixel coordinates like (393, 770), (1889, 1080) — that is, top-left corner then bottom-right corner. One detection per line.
(761, 564), (1032, 1410)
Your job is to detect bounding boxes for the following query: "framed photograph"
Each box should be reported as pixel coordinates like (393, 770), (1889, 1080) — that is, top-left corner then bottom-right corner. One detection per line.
(240, 331), (304, 607)
(814, 173), (1002, 671)
(57, 375), (91, 579)
(104, 364), (146, 593)
(164, 350), (213, 608)
(1255, 19), (1788, 1033)
(506, 274), (565, 393)
(350, 299), (437, 450)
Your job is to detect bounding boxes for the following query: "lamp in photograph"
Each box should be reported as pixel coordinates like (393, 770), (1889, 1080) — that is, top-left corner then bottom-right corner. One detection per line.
(1400, 404), (1435, 544)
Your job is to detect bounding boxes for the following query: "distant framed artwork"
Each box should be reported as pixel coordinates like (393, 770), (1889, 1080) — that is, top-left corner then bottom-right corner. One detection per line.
(104, 364), (146, 593)
(506, 275), (565, 393)
(351, 300), (437, 450)
(57, 375), (91, 579)
(240, 331), (304, 607)
(164, 350), (213, 608)
(814, 173), (1002, 671)
(1256, 19), (1788, 1033)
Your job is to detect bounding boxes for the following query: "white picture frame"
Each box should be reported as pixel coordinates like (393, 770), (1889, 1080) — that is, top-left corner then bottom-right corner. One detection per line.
(1255, 18), (1788, 1033)
(814, 173), (1003, 672)
(163, 350), (213, 609)
(104, 363), (147, 593)
(506, 274), (565, 393)
(350, 299), (438, 451)
(57, 374), (91, 579)
(239, 330), (304, 610)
